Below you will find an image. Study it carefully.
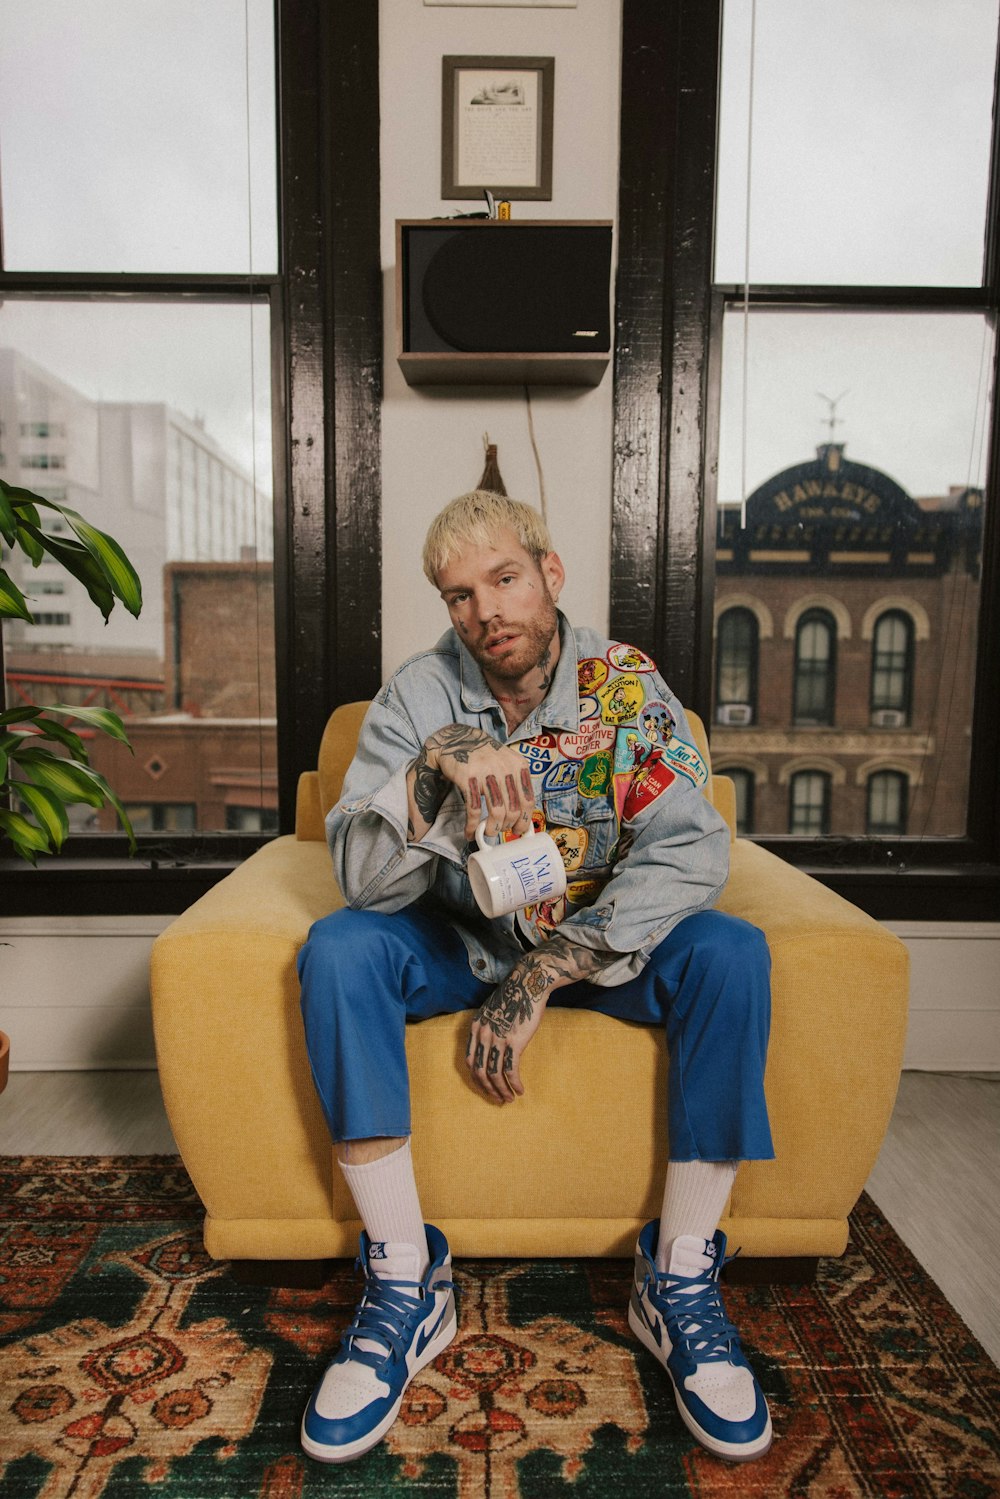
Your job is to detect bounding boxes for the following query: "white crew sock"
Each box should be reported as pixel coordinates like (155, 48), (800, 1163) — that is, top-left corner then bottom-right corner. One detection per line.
(338, 1138), (430, 1278)
(656, 1159), (738, 1273)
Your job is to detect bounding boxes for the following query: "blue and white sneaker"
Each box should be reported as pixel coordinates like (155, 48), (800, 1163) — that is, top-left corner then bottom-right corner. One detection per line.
(628, 1222), (772, 1462)
(301, 1224), (456, 1463)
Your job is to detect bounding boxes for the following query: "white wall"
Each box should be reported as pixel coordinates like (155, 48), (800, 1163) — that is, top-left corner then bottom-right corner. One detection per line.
(379, 0), (622, 676)
(2, 918), (997, 1074)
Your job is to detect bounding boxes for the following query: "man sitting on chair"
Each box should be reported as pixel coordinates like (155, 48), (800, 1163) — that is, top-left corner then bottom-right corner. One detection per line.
(297, 490), (775, 1465)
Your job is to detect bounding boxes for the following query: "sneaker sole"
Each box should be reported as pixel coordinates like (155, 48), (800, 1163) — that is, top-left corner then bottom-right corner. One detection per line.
(628, 1296), (772, 1464)
(301, 1303), (457, 1464)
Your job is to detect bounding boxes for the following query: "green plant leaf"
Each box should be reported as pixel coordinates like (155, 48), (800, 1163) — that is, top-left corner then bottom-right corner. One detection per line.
(45, 703), (133, 748)
(19, 522), (115, 621)
(0, 567), (34, 622)
(15, 749), (107, 807)
(0, 746), (7, 784)
(14, 782), (69, 851)
(72, 762), (137, 853)
(16, 522), (45, 566)
(0, 806), (52, 861)
(61, 508), (143, 617)
(0, 478), (49, 515)
(0, 485), (16, 545)
(16, 716), (89, 763)
(0, 707), (44, 727)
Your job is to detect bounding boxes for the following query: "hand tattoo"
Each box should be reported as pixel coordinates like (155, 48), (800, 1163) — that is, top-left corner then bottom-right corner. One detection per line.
(487, 1046), (499, 1075)
(427, 724), (502, 766)
(473, 939), (618, 1038)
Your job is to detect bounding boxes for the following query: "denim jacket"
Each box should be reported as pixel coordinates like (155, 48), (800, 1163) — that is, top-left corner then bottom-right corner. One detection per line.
(327, 615), (729, 987)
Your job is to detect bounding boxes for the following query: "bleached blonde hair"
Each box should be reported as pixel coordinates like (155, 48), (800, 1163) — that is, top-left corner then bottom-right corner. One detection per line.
(422, 491), (553, 585)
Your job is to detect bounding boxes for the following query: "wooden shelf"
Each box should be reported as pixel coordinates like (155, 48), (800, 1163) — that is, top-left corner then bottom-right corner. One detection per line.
(397, 350), (609, 387)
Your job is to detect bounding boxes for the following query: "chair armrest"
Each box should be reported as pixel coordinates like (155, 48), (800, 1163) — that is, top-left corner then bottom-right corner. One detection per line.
(296, 771), (326, 842)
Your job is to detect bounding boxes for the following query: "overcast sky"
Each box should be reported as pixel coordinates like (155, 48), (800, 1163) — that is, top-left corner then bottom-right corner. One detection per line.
(0, 0), (997, 505)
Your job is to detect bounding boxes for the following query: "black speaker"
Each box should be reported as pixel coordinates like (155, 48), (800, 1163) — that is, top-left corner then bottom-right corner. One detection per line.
(400, 221), (612, 355)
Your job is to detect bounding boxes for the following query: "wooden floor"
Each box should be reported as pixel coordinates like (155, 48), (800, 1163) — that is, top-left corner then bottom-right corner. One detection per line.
(1, 1068), (998, 1367)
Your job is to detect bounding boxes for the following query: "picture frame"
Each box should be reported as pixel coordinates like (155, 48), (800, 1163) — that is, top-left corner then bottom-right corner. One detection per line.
(441, 55), (554, 201)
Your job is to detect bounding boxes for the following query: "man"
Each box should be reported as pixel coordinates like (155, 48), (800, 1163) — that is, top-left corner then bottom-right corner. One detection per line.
(298, 491), (775, 1465)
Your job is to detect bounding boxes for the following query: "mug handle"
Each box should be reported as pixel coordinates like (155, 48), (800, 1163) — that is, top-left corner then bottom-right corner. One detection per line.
(475, 816), (536, 850)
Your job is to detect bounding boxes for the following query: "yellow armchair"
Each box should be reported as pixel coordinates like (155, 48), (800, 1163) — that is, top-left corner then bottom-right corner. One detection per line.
(151, 704), (908, 1270)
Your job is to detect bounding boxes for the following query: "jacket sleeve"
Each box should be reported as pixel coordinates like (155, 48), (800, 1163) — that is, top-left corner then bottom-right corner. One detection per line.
(555, 678), (730, 986)
(325, 693), (468, 911)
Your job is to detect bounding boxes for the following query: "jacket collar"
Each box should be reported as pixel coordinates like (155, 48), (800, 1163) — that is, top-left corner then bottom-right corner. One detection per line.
(455, 612), (581, 734)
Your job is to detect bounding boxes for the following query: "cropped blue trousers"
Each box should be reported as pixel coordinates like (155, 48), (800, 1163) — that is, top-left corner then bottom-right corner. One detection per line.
(298, 905), (774, 1163)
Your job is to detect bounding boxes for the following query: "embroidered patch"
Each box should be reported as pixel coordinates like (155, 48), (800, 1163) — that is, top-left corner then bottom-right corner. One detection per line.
(622, 752), (677, 820)
(540, 759), (581, 793)
(517, 733), (558, 779)
(614, 728), (652, 776)
(578, 751), (614, 799)
(566, 877), (604, 905)
(502, 808), (546, 841)
(608, 643), (656, 673)
(639, 699), (675, 746)
(597, 673), (645, 726)
(577, 657), (609, 694)
(662, 738), (709, 788)
(557, 719), (615, 761)
(550, 825), (589, 873)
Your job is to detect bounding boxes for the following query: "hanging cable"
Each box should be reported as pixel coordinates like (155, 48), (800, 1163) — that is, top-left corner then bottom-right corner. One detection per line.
(243, 0), (267, 833)
(739, 0), (759, 530)
(524, 385), (548, 524)
(909, 320), (991, 851)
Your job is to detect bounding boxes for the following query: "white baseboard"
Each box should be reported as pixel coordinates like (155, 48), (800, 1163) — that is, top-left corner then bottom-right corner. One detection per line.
(2, 917), (998, 1073)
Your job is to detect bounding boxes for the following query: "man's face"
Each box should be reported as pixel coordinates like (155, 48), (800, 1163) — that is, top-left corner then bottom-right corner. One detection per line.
(436, 528), (564, 682)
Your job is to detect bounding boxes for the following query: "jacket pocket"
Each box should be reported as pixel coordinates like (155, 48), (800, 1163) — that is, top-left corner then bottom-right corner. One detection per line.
(542, 789), (618, 872)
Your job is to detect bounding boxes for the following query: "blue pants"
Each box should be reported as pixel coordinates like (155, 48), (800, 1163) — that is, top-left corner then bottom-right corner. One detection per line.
(298, 906), (774, 1163)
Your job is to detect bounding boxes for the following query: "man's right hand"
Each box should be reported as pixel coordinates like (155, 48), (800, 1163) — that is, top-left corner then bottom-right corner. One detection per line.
(408, 724), (536, 842)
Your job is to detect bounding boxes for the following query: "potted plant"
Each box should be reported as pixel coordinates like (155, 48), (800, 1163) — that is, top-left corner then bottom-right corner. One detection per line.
(0, 477), (143, 862)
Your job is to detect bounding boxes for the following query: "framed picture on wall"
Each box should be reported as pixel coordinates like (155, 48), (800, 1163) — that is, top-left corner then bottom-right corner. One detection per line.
(441, 55), (554, 200)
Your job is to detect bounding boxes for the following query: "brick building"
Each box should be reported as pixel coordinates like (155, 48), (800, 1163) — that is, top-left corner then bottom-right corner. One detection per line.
(87, 561), (277, 834)
(711, 443), (983, 839)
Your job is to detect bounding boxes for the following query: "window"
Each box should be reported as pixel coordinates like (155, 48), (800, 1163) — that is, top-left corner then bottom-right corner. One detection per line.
(867, 771), (908, 837)
(870, 611), (913, 724)
(1, 2), (383, 915)
(1, 0), (278, 847)
(729, 768), (755, 835)
(715, 607), (757, 723)
(793, 611), (836, 726)
(612, 2), (1000, 912)
(125, 804), (197, 833)
(789, 771), (831, 836)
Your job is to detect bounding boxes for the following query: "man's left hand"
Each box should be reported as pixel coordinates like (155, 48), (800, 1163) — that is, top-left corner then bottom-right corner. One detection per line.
(466, 954), (553, 1103)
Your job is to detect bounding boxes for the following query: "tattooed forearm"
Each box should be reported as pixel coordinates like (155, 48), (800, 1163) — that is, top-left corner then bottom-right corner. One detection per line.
(474, 938), (619, 1037)
(426, 723), (503, 766)
(410, 743), (449, 830)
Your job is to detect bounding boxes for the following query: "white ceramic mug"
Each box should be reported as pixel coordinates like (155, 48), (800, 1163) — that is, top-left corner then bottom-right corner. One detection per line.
(467, 819), (568, 919)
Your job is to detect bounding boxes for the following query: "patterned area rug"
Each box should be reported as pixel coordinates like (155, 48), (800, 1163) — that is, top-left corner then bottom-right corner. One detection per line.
(1, 1158), (998, 1498)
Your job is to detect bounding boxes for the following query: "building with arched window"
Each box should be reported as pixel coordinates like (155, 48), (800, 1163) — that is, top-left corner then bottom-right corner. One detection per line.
(712, 443), (982, 838)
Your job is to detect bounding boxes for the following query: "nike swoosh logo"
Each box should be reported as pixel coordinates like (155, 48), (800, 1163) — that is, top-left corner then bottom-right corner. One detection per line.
(635, 1290), (663, 1347)
(415, 1297), (451, 1359)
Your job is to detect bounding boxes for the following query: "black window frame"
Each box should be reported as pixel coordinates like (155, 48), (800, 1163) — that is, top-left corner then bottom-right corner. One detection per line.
(789, 770), (832, 838)
(870, 608), (914, 723)
(866, 770), (909, 838)
(0, 0), (383, 915)
(715, 605), (758, 722)
(728, 766), (755, 836)
(792, 608), (837, 727)
(613, 0), (1000, 920)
